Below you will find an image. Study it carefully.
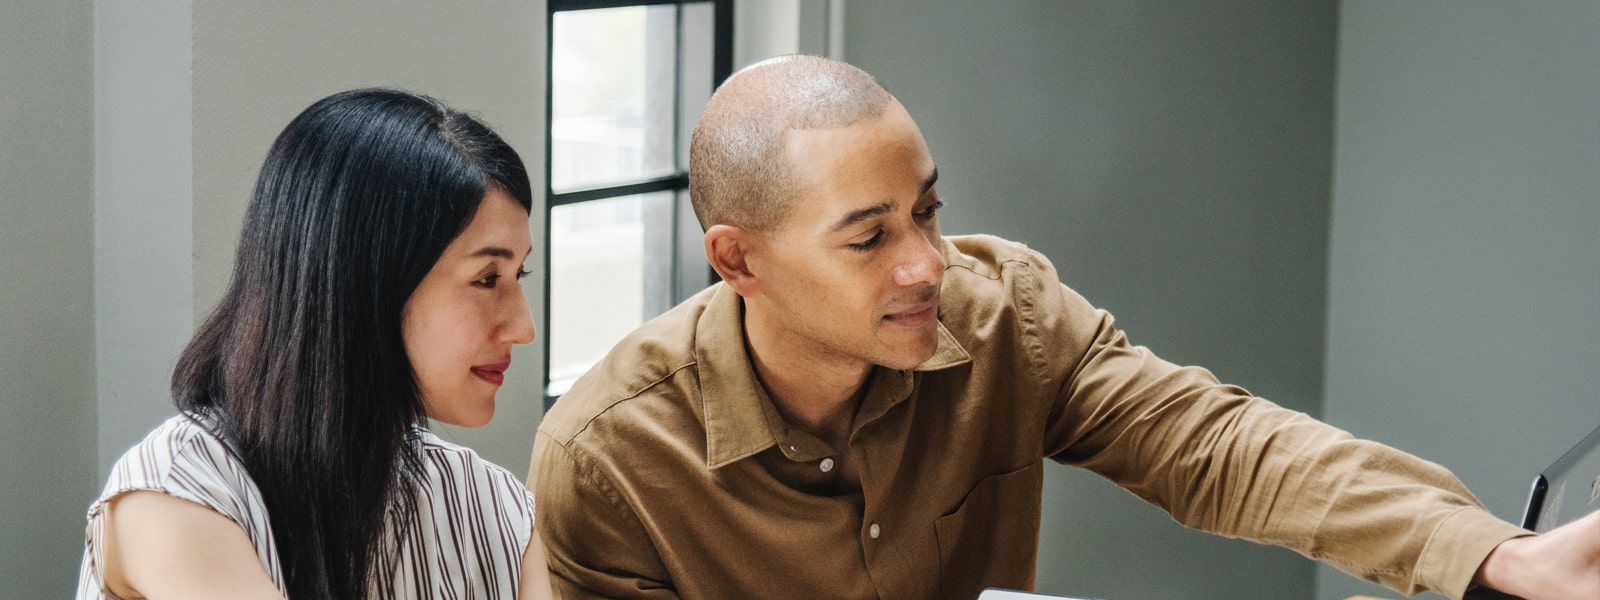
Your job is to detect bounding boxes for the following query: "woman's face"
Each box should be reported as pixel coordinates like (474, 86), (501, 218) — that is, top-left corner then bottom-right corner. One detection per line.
(402, 188), (536, 427)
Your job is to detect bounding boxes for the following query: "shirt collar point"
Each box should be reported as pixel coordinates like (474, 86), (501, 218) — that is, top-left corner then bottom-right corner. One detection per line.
(912, 322), (972, 372)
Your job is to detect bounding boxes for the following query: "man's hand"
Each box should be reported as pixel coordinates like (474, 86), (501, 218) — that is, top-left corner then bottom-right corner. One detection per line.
(1473, 510), (1600, 600)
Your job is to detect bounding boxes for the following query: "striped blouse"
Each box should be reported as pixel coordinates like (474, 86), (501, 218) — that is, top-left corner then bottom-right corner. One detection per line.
(77, 414), (535, 599)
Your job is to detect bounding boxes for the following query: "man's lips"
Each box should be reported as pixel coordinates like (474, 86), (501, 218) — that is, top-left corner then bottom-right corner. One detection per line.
(471, 362), (510, 386)
(884, 302), (938, 327)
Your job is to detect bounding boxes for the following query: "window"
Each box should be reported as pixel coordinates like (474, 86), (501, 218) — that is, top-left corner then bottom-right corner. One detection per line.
(544, 0), (732, 403)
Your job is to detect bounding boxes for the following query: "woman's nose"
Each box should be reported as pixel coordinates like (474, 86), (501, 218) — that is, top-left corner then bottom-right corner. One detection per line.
(503, 286), (536, 345)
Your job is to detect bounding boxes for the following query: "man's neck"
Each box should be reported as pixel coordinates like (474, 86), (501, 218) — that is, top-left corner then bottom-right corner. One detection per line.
(742, 304), (870, 445)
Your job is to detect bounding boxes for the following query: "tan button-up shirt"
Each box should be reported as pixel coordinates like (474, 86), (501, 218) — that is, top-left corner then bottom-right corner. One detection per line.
(530, 235), (1524, 600)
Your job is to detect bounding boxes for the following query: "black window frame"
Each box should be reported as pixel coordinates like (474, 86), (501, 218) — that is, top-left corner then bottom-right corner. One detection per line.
(543, 0), (733, 408)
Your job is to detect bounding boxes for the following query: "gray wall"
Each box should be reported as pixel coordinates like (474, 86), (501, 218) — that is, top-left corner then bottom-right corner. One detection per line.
(0, 2), (98, 598)
(95, 0), (197, 477)
(844, 2), (1336, 599)
(1319, 3), (1600, 600)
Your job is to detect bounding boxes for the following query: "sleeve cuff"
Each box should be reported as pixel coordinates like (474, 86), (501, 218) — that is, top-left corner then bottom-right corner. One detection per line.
(1413, 507), (1530, 599)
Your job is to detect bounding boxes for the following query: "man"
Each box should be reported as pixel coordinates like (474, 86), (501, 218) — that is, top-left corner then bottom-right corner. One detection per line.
(530, 55), (1598, 600)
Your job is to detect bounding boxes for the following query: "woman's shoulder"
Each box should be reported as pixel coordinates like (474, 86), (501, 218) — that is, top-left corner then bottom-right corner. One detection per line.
(407, 428), (536, 551)
(380, 430), (533, 597)
(100, 413), (246, 497)
(86, 413), (272, 568)
(133, 412), (217, 448)
(412, 429), (531, 503)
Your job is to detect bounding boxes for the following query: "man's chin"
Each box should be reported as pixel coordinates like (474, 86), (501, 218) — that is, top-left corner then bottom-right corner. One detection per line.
(876, 338), (940, 371)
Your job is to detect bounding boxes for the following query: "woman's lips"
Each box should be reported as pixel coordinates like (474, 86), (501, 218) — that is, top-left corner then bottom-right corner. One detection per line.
(471, 363), (509, 386)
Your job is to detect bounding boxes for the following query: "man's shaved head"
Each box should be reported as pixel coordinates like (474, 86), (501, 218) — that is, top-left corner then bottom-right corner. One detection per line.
(689, 55), (893, 232)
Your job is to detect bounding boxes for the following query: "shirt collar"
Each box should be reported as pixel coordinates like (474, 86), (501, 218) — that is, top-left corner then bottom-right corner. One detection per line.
(696, 284), (777, 469)
(695, 283), (972, 470)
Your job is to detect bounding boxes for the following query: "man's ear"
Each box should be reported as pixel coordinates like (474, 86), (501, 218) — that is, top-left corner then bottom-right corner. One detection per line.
(705, 224), (762, 298)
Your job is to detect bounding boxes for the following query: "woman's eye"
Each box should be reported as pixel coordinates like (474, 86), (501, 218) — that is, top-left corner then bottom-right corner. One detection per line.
(515, 266), (531, 280)
(475, 273), (501, 288)
(916, 200), (945, 219)
(849, 230), (884, 252)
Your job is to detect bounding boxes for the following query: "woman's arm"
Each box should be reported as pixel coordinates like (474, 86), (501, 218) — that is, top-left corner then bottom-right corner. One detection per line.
(518, 526), (555, 600)
(101, 491), (285, 600)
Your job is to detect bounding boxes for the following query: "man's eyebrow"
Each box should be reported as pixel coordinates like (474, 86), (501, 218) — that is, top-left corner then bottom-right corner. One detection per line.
(830, 202), (896, 234)
(828, 168), (941, 234)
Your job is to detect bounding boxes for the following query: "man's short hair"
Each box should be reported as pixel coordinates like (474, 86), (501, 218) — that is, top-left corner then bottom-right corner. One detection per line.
(688, 55), (893, 232)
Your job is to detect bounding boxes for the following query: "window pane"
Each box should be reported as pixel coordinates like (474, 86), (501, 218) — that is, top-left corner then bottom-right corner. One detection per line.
(551, 5), (678, 193)
(677, 2), (714, 172)
(547, 192), (675, 394)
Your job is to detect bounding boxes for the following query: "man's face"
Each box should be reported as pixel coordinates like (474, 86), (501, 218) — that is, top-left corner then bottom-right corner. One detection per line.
(746, 100), (946, 371)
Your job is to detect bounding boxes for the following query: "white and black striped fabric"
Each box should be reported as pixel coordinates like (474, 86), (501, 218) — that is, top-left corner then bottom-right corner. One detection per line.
(77, 414), (535, 599)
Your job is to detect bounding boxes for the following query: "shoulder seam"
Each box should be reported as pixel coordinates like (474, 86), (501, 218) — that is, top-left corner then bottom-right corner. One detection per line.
(548, 359), (698, 445)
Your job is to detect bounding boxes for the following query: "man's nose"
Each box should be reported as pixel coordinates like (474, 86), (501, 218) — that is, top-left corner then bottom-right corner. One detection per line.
(892, 234), (945, 287)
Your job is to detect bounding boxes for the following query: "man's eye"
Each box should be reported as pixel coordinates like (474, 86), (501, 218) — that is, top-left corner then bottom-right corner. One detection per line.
(916, 200), (944, 219)
(849, 230), (884, 252)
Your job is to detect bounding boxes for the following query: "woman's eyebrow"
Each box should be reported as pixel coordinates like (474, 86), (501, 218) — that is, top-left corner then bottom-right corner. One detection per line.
(469, 246), (517, 260)
(467, 244), (534, 261)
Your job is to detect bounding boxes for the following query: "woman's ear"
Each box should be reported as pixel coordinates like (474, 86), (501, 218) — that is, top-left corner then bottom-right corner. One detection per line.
(705, 224), (761, 298)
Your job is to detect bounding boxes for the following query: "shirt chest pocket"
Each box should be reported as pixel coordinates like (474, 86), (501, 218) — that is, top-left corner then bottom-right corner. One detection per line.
(933, 461), (1044, 599)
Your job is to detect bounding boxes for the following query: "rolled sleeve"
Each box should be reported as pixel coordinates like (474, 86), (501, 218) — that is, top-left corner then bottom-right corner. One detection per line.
(1414, 508), (1529, 599)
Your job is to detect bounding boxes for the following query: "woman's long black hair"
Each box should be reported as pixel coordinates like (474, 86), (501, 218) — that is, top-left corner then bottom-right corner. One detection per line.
(171, 88), (531, 599)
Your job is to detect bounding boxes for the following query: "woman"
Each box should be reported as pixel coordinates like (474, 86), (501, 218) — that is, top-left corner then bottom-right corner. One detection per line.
(77, 88), (553, 600)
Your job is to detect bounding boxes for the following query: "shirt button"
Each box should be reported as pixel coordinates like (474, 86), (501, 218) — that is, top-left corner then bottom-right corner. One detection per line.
(869, 523), (881, 539)
(819, 458), (835, 473)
